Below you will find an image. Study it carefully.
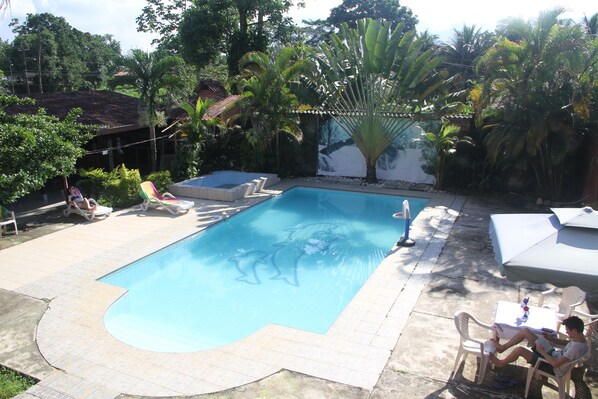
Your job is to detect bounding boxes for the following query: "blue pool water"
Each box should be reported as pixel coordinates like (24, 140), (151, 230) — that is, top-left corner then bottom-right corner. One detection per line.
(100, 187), (428, 352)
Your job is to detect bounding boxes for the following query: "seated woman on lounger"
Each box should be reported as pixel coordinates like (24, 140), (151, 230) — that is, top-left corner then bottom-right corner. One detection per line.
(489, 316), (587, 375)
(67, 186), (96, 211)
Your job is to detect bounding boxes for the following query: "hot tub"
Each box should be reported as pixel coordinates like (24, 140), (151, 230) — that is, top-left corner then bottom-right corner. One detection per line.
(169, 171), (280, 201)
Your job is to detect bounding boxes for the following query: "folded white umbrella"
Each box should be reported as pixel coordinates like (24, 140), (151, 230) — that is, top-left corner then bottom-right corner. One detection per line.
(489, 208), (598, 292)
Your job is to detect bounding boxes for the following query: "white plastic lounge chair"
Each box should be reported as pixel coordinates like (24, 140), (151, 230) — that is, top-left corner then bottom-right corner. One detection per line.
(63, 188), (112, 221)
(139, 181), (194, 215)
(451, 310), (496, 384)
(524, 319), (596, 399)
(0, 205), (18, 237)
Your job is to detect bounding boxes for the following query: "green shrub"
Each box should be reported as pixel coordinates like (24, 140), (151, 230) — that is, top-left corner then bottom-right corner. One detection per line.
(0, 367), (35, 399)
(104, 165), (142, 208)
(78, 168), (114, 199)
(144, 170), (173, 193)
(78, 164), (141, 208)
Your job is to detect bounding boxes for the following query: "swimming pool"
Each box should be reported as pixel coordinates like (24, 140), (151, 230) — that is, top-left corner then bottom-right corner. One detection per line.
(100, 187), (427, 352)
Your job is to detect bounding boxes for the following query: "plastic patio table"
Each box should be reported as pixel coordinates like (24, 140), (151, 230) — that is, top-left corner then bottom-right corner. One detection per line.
(493, 300), (558, 340)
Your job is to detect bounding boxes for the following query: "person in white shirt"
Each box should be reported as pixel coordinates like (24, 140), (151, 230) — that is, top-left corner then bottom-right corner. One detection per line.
(489, 316), (587, 376)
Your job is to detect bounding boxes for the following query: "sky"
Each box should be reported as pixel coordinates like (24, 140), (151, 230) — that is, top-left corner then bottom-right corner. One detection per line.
(1, 0), (597, 51)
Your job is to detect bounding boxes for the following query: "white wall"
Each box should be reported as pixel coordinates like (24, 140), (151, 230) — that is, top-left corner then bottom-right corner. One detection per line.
(317, 118), (435, 185)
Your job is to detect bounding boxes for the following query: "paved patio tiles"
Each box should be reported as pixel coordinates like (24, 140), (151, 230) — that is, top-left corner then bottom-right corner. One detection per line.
(1, 183), (597, 399)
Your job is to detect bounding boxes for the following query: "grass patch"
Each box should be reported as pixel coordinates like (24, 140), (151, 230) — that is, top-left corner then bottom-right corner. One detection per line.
(0, 366), (35, 399)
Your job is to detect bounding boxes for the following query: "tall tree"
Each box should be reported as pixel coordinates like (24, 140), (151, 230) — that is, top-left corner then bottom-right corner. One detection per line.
(113, 50), (187, 171)
(442, 25), (494, 86)
(303, 0), (417, 46)
(234, 47), (312, 171)
(8, 13), (122, 93)
(178, 1), (237, 69)
(0, 95), (95, 204)
(583, 13), (598, 36)
(474, 8), (597, 199)
(327, 0), (417, 30)
(136, 0), (191, 51)
(138, 0), (298, 75)
(313, 19), (451, 182)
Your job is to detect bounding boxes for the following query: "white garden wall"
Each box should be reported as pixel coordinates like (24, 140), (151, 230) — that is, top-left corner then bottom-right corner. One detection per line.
(317, 118), (435, 184)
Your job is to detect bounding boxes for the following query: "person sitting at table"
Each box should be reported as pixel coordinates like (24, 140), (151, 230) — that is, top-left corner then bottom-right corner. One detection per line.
(489, 316), (587, 375)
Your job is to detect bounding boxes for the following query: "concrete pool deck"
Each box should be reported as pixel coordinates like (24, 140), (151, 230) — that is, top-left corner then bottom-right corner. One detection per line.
(0, 179), (596, 399)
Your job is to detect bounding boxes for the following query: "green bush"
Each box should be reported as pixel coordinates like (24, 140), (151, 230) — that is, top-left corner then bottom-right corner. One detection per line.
(0, 367), (35, 399)
(78, 168), (114, 199)
(78, 164), (141, 208)
(144, 170), (173, 193)
(104, 165), (142, 208)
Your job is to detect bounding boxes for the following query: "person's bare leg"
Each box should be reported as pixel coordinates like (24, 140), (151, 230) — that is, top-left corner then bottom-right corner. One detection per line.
(83, 198), (96, 211)
(492, 328), (538, 353)
(490, 347), (534, 367)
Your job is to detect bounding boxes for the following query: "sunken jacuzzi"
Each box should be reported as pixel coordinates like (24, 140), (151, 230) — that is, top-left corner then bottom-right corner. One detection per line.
(169, 171), (280, 201)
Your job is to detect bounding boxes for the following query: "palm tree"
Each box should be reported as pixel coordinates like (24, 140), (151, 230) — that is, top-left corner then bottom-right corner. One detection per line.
(115, 50), (186, 171)
(313, 18), (451, 182)
(583, 13), (598, 36)
(175, 97), (223, 179)
(442, 25), (494, 85)
(235, 47), (312, 171)
(474, 8), (596, 199)
(417, 122), (473, 190)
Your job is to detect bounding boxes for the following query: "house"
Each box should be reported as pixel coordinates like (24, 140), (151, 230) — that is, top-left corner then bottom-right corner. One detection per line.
(7, 90), (170, 174)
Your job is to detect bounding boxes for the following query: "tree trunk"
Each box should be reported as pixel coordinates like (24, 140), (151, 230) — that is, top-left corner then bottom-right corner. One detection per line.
(276, 131), (280, 172)
(238, 5), (248, 35)
(37, 42), (43, 93)
(150, 125), (157, 172)
(365, 160), (378, 183)
(436, 153), (445, 190)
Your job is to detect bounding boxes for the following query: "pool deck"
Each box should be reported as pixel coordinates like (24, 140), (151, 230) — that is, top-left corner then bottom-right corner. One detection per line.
(0, 179), (596, 399)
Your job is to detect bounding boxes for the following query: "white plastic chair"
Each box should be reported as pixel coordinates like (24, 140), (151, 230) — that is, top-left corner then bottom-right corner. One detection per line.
(451, 310), (496, 384)
(573, 309), (598, 323)
(0, 205), (18, 237)
(524, 320), (596, 399)
(539, 287), (586, 328)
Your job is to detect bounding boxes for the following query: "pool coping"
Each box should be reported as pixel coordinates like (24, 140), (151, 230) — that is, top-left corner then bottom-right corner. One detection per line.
(0, 180), (464, 397)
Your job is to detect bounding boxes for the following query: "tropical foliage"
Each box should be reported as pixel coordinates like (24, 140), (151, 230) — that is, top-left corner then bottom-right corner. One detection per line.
(138, 0), (298, 75)
(234, 47), (312, 171)
(6, 13), (121, 93)
(2, 4), (598, 200)
(112, 50), (188, 171)
(442, 25), (494, 88)
(77, 165), (167, 208)
(313, 18), (451, 182)
(418, 123), (473, 189)
(173, 97), (224, 179)
(474, 8), (598, 199)
(0, 96), (95, 204)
